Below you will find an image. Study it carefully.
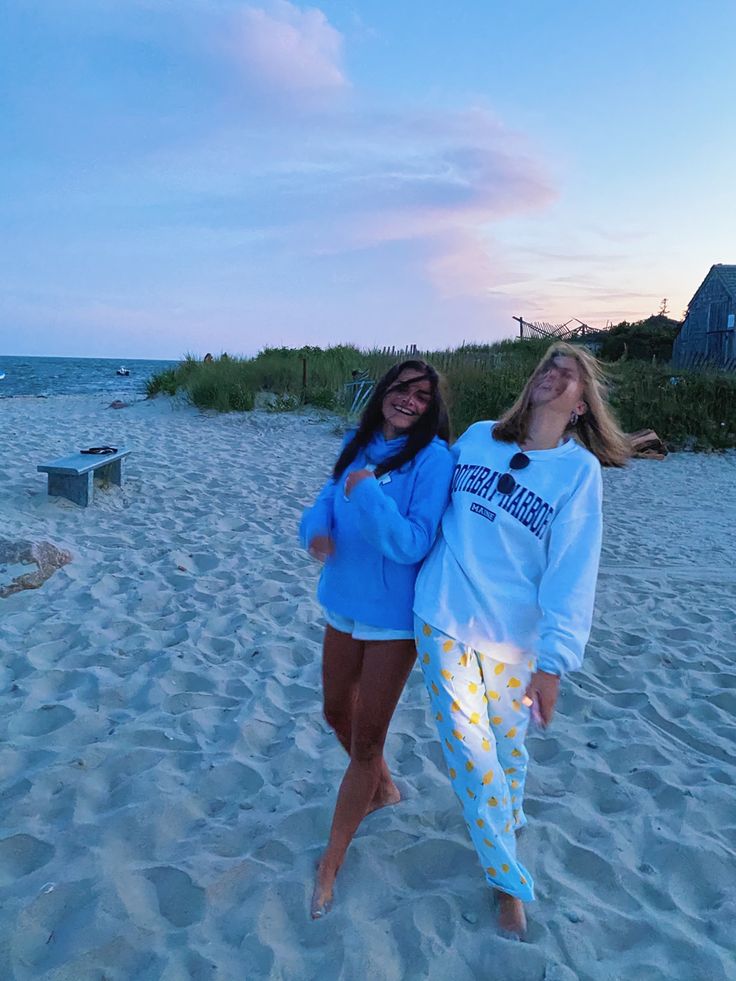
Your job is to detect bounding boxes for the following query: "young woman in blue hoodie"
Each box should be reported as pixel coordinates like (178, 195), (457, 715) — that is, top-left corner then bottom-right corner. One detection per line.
(414, 342), (629, 935)
(300, 360), (454, 918)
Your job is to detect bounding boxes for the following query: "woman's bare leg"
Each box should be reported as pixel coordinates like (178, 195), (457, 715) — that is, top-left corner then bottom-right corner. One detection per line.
(322, 625), (399, 810)
(496, 892), (527, 935)
(312, 638), (417, 917)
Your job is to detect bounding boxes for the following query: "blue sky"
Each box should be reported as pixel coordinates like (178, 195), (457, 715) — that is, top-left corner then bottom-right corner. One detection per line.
(1, 0), (734, 358)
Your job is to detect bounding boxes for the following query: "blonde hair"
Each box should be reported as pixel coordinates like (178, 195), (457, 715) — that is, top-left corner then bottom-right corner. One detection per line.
(493, 342), (630, 467)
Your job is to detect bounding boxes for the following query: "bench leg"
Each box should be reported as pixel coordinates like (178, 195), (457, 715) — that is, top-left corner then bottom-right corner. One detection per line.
(48, 471), (93, 507)
(96, 459), (123, 486)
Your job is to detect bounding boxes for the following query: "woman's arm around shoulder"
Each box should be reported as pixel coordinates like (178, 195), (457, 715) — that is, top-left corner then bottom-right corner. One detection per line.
(451, 420), (493, 456)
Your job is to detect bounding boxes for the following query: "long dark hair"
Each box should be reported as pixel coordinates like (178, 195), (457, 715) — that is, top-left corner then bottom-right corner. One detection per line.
(333, 360), (450, 479)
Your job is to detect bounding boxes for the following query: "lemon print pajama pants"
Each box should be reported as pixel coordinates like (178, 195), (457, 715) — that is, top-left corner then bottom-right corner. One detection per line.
(414, 617), (535, 902)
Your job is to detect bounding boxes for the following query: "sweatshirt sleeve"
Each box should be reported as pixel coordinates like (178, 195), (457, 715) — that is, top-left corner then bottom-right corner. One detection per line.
(348, 444), (454, 564)
(299, 477), (337, 549)
(298, 430), (354, 549)
(534, 463), (603, 677)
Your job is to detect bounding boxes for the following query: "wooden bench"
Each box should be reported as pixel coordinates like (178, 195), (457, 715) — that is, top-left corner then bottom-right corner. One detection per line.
(37, 448), (131, 507)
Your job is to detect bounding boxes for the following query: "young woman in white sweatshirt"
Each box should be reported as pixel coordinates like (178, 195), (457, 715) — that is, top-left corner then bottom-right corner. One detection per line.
(413, 342), (629, 935)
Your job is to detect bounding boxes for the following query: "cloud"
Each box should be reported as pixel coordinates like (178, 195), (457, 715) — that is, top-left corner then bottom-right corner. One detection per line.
(1, 1), (570, 352)
(91, 97), (555, 303)
(266, 107), (556, 297)
(228, 1), (348, 99)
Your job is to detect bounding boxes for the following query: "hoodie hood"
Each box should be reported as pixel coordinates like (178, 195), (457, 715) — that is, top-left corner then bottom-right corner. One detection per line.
(364, 431), (409, 466)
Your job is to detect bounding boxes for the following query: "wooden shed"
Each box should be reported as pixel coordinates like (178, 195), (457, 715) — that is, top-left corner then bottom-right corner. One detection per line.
(673, 264), (736, 367)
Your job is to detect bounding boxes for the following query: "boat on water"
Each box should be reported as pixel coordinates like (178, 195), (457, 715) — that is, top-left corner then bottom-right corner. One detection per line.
(0, 372), (5, 381)
(116, 366), (130, 376)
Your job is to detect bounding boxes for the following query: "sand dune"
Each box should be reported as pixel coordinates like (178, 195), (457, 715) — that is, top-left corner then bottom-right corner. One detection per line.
(0, 394), (734, 980)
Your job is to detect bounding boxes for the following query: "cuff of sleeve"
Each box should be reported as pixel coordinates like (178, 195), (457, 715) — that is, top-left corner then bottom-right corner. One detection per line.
(301, 521), (330, 548)
(535, 656), (564, 677)
(349, 474), (381, 509)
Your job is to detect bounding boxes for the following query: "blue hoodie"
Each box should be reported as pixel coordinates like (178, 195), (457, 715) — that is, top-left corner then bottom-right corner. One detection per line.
(300, 431), (454, 630)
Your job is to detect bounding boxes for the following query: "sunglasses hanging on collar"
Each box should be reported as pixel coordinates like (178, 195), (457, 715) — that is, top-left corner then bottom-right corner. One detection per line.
(497, 452), (530, 495)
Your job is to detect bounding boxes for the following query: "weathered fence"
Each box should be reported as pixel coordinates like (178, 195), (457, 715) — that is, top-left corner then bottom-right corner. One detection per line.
(342, 375), (374, 415)
(674, 351), (736, 373)
(512, 316), (610, 343)
(375, 346), (503, 372)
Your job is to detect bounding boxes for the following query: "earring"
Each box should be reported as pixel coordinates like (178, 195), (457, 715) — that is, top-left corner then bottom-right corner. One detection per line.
(569, 411), (579, 426)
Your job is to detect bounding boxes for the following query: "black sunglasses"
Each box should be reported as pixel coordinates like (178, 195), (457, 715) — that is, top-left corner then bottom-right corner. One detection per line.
(80, 445), (118, 455)
(497, 452), (530, 495)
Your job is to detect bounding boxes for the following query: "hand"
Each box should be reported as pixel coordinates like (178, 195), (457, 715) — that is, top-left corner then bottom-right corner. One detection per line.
(308, 534), (335, 562)
(523, 670), (560, 728)
(344, 468), (375, 497)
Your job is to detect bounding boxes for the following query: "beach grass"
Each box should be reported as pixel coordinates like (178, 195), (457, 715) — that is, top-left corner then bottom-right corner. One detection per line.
(147, 341), (736, 450)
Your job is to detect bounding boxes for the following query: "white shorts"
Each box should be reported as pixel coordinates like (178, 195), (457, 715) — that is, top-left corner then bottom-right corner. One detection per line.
(324, 609), (415, 642)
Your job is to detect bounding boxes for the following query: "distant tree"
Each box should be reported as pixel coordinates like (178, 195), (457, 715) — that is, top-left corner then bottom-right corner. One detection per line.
(658, 297), (669, 316)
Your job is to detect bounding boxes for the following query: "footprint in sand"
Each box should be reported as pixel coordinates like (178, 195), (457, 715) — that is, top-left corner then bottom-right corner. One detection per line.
(268, 601), (296, 625)
(190, 552), (220, 574)
(596, 784), (635, 814)
(12, 704), (75, 737)
(144, 866), (205, 928)
(393, 838), (478, 889)
(529, 735), (563, 764)
(225, 679), (252, 699)
(185, 951), (220, 981)
(160, 625), (191, 648)
(11, 878), (98, 968)
(0, 834), (55, 885)
(199, 761), (264, 799)
(710, 690), (736, 715)
(169, 669), (216, 694)
(163, 692), (240, 714)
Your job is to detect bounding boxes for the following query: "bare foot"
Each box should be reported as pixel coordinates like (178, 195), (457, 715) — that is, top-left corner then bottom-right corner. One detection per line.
(366, 779), (402, 815)
(310, 861), (337, 919)
(496, 891), (527, 936)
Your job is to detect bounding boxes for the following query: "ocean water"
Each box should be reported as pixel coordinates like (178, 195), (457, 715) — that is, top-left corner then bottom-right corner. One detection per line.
(0, 356), (179, 398)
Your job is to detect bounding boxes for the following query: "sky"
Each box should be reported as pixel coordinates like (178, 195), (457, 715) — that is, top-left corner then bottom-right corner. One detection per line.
(1, 0), (735, 359)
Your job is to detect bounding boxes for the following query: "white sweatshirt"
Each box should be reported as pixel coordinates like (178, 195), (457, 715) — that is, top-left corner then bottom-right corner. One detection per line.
(414, 421), (603, 676)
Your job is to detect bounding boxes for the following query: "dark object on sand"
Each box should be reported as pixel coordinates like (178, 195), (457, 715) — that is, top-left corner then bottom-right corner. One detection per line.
(628, 429), (668, 460)
(0, 538), (72, 598)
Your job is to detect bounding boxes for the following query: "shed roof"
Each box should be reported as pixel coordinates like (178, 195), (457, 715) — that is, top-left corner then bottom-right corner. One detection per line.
(712, 264), (736, 297)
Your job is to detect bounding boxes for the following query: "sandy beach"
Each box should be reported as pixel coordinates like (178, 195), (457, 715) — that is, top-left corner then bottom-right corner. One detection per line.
(1, 393), (735, 981)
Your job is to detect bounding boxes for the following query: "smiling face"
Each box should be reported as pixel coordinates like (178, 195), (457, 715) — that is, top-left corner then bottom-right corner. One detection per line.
(530, 355), (587, 418)
(381, 369), (433, 438)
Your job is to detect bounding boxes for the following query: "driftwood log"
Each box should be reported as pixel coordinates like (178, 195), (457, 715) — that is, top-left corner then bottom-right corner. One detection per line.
(628, 429), (668, 460)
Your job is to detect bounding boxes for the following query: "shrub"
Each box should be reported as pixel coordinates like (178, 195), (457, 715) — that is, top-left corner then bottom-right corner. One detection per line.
(306, 386), (338, 410)
(146, 369), (179, 397)
(265, 393), (301, 412)
(598, 315), (681, 363)
(145, 339), (736, 449)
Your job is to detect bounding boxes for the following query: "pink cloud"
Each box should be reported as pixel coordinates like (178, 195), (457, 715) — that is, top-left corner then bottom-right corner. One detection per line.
(230, 1), (348, 97)
(294, 108), (556, 298)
